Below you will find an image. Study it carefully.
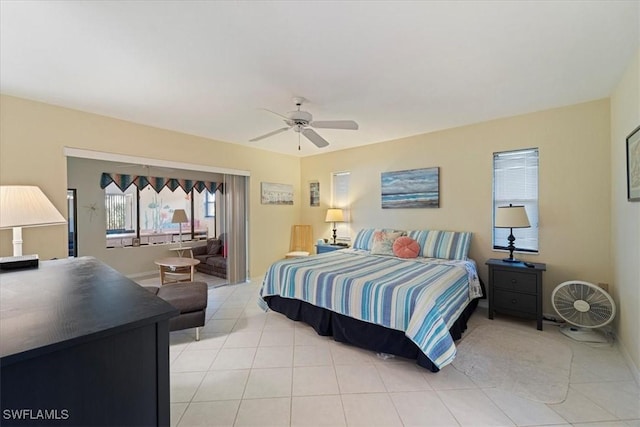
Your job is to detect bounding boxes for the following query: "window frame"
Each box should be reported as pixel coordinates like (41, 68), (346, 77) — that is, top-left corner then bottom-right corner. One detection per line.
(331, 171), (351, 241)
(492, 148), (539, 254)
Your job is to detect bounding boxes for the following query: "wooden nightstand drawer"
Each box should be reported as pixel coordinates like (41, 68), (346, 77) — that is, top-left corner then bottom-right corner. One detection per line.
(316, 244), (348, 254)
(493, 270), (537, 293)
(493, 289), (537, 314)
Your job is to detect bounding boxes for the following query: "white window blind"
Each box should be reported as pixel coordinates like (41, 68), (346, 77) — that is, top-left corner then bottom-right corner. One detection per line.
(331, 171), (351, 241)
(493, 148), (539, 252)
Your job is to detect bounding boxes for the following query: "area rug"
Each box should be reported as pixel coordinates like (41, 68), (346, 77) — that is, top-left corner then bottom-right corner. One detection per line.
(452, 324), (572, 404)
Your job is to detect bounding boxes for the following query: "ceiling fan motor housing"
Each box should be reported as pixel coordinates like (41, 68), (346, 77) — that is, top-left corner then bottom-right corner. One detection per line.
(287, 110), (312, 125)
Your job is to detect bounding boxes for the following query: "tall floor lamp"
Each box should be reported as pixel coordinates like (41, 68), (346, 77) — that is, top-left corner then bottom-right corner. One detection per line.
(171, 209), (189, 249)
(495, 204), (530, 263)
(0, 185), (66, 268)
(325, 208), (344, 245)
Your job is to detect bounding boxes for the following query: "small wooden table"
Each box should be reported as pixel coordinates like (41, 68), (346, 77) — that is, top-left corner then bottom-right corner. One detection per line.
(155, 257), (200, 285)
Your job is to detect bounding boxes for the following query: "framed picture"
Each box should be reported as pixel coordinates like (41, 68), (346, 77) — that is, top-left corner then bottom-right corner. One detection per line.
(381, 167), (440, 208)
(627, 125), (640, 202)
(309, 181), (319, 207)
(261, 182), (294, 205)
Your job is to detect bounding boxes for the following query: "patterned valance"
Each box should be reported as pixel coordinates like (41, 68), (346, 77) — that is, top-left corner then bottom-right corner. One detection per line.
(100, 173), (223, 193)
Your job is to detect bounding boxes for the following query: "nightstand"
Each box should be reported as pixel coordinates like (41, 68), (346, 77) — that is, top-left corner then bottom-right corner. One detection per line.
(316, 244), (347, 254)
(486, 258), (546, 330)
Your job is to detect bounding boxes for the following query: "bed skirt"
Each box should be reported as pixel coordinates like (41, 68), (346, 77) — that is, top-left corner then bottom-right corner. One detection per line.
(263, 295), (480, 372)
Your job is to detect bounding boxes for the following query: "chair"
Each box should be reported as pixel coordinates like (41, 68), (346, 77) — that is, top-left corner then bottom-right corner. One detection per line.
(145, 281), (208, 341)
(285, 225), (313, 258)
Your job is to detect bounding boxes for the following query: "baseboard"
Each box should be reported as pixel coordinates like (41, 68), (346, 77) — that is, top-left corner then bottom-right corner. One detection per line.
(617, 336), (640, 387)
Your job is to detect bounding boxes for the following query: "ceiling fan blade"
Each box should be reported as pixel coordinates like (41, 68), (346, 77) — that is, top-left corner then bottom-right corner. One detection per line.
(260, 108), (289, 120)
(301, 128), (330, 148)
(249, 127), (290, 142)
(310, 120), (359, 130)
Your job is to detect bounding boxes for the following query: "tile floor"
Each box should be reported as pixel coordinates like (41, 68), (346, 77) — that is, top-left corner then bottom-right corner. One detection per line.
(164, 279), (640, 427)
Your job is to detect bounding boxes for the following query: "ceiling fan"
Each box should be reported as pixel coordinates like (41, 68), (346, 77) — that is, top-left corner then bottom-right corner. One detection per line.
(250, 97), (358, 149)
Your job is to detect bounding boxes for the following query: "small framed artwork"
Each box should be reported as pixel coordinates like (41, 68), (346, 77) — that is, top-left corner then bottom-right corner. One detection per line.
(381, 167), (440, 208)
(309, 181), (320, 207)
(627, 125), (640, 202)
(261, 182), (294, 205)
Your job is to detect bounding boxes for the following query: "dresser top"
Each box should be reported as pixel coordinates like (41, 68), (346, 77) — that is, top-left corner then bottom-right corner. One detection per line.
(486, 258), (546, 271)
(0, 257), (178, 365)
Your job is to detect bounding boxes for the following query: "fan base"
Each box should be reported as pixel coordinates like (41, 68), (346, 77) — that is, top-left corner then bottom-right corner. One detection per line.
(560, 325), (608, 343)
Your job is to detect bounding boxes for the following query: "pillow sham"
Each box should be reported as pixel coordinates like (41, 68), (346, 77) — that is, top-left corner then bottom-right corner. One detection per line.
(370, 231), (403, 255)
(392, 236), (420, 258)
(352, 228), (377, 250)
(407, 230), (472, 260)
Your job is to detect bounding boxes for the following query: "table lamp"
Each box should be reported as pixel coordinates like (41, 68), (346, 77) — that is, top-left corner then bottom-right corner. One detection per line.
(171, 209), (189, 249)
(0, 185), (66, 269)
(325, 208), (344, 245)
(495, 204), (530, 263)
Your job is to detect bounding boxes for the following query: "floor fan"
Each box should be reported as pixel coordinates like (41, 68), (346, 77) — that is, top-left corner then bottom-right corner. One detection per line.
(551, 280), (616, 343)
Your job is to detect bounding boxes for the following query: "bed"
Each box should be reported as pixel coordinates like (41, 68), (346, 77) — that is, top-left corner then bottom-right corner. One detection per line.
(258, 229), (484, 372)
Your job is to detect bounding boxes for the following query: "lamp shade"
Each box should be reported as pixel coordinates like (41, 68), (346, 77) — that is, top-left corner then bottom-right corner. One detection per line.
(0, 186), (66, 229)
(325, 208), (344, 223)
(171, 209), (188, 223)
(495, 205), (530, 228)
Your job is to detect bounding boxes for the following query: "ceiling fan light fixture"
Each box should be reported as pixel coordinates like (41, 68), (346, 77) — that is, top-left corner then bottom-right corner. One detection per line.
(249, 97), (358, 148)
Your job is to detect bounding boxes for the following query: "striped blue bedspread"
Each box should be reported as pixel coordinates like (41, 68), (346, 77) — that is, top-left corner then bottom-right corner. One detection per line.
(259, 249), (482, 369)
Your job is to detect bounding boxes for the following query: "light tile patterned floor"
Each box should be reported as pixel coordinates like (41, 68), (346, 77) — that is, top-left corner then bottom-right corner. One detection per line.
(166, 279), (640, 427)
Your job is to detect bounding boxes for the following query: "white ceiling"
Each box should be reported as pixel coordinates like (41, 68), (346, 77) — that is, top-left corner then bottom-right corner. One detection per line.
(1, 1), (638, 157)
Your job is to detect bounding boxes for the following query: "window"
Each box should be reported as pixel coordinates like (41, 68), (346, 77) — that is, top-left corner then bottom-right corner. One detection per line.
(493, 148), (539, 253)
(105, 183), (137, 234)
(205, 191), (215, 217)
(331, 171), (351, 241)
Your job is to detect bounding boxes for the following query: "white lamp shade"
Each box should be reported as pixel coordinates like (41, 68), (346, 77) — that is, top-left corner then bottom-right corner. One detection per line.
(0, 186), (66, 229)
(495, 205), (530, 228)
(171, 209), (189, 223)
(325, 208), (344, 223)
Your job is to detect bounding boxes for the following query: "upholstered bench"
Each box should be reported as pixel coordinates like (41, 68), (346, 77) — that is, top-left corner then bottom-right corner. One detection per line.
(145, 281), (208, 341)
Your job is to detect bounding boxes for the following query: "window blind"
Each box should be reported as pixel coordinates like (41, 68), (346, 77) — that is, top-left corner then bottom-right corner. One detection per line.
(493, 148), (539, 252)
(332, 171), (351, 240)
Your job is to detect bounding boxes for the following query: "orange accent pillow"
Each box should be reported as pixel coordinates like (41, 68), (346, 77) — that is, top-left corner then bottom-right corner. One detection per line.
(392, 236), (420, 259)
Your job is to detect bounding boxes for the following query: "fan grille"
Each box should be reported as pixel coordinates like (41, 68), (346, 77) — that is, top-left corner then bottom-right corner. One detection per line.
(552, 281), (615, 328)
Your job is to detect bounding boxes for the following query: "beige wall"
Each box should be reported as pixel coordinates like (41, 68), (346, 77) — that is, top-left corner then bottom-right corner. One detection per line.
(0, 94), (301, 277)
(610, 48), (640, 379)
(301, 99), (613, 315)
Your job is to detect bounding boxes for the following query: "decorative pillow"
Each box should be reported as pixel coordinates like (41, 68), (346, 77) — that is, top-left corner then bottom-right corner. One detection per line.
(352, 228), (406, 251)
(392, 236), (421, 259)
(207, 239), (222, 255)
(370, 231), (403, 255)
(407, 230), (472, 260)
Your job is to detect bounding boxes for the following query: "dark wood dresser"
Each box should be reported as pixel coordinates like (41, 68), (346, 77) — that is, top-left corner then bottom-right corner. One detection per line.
(486, 258), (546, 330)
(0, 257), (178, 426)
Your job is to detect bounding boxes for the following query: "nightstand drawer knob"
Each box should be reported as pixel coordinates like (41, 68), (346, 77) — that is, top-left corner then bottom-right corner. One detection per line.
(511, 279), (517, 284)
(511, 299), (517, 304)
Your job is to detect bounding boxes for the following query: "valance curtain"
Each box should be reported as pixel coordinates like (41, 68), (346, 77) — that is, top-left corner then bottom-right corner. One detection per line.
(100, 172), (223, 194)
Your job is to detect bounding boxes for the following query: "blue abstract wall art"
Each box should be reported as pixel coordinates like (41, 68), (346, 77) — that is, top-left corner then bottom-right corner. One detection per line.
(381, 167), (440, 208)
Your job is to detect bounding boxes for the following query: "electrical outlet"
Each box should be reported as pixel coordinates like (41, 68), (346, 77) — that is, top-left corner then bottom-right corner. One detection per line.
(597, 282), (609, 292)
